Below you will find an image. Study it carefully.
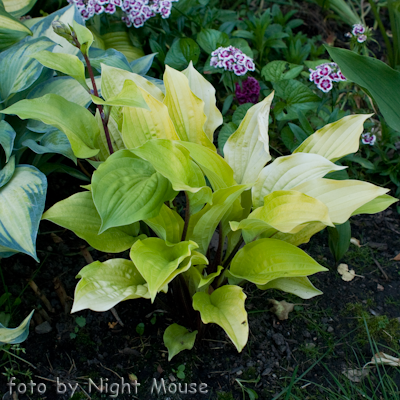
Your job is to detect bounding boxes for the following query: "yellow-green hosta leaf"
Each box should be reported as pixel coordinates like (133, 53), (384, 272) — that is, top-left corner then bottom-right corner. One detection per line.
(91, 79), (148, 109)
(187, 185), (249, 254)
(231, 190), (333, 243)
(256, 277), (323, 299)
(0, 310), (34, 345)
(0, 166), (46, 261)
(144, 204), (184, 244)
(92, 149), (176, 232)
(224, 93), (273, 184)
(0, 4), (31, 50)
(179, 141), (236, 190)
(230, 238), (327, 285)
(95, 111), (125, 160)
(72, 20), (93, 56)
(129, 238), (198, 302)
(42, 191), (142, 253)
(101, 31), (144, 62)
(122, 87), (179, 149)
(272, 222), (326, 246)
(252, 153), (346, 208)
(30, 51), (89, 90)
(163, 65), (215, 150)
(164, 323), (197, 361)
(292, 178), (389, 224)
(71, 259), (149, 313)
(293, 114), (373, 162)
(182, 61), (222, 142)
(1, 94), (99, 159)
(4, 0), (37, 18)
(193, 285), (248, 352)
(351, 194), (398, 216)
(198, 265), (224, 289)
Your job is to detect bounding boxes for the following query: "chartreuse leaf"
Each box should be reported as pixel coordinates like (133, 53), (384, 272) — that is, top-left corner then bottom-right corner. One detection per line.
(230, 238), (327, 285)
(163, 65), (215, 150)
(129, 238), (198, 302)
(91, 150), (176, 232)
(0, 310), (34, 345)
(72, 20), (93, 56)
(188, 185), (249, 254)
(182, 61), (222, 142)
(91, 79), (148, 109)
(352, 194), (398, 216)
(256, 277), (322, 299)
(164, 324), (197, 361)
(0, 120), (16, 162)
(144, 204), (184, 244)
(187, 161), (212, 215)
(252, 153), (346, 208)
(292, 178), (389, 224)
(95, 111), (125, 160)
(224, 93), (273, 184)
(30, 51), (89, 90)
(0, 166), (46, 261)
(122, 87), (179, 149)
(179, 141), (236, 190)
(193, 285), (248, 352)
(0, 155), (15, 188)
(231, 190), (333, 243)
(101, 30), (144, 62)
(273, 222), (326, 246)
(42, 191), (143, 253)
(71, 259), (150, 313)
(3, 0), (37, 18)
(293, 114), (372, 162)
(1, 94), (100, 159)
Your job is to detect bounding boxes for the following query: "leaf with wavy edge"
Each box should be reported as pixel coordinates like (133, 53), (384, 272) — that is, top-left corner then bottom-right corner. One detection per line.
(272, 222), (327, 246)
(224, 93), (273, 184)
(0, 310), (34, 345)
(230, 238), (327, 285)
(71, 259), (149, 313)
(252, 153), (346, 208)
(293, 114), (372, 162)
(164, 323), (197, 361)
(193, 285), (248, 352)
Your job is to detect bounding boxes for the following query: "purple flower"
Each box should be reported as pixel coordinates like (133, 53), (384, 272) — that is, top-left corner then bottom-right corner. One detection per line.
(309, 62), (346, 93)
(361, 133), (376, 145)
(352, 24), (365, 35)
(357, 34), (367, 43)
(210, 46), (255, 77)
(235, 77), (260, 104)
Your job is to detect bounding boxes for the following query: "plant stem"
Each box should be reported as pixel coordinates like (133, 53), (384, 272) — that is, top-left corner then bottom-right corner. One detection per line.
(208, 223), (223, 275)
(222, 237), (244, 269)
(1, 348), (37, 370)
(181, 192), (190, 241)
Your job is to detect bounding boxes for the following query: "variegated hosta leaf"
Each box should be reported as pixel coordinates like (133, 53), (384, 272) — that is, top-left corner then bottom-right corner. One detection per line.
(256, 277), (323, 299)
(193, 285), (248, 352)
(0, 165), (47, 261)
(91, 149), (176, 232)
(0, 310), (34, 345)
(293, 114), (373, 162)
(95, 111), (125, 160)
(231, 190), (333, 243)
(144, 204), (184, 244)
(122, 87), (179, 149)
(179, 141), (236, 190)
(71, 259), (150, 313)
(352, 194), (398, 216)
(252, 153), (346, 208)
(3, 0), (37, 18)
(0, 155), (15, 188)
(0, 120), (16, 162)
(129, 238), (198, 302)
(230, 238), (327, 285)
(182, 61), (222, 142)
(272, 222), (327, 246)
(42, 191), (143, 253)
(0, 3), (31, 50)
(163, 65), (215, 150)
(292, 178), (389, 224)
(1, 94), (100, 159)
(224, 93), (274, 184)
(164, 323), (197, 361)
(187, 185), (249, 254)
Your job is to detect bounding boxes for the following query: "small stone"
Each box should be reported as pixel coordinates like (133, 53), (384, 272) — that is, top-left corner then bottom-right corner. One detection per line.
(302, 330), (311, 338)
(377, 284), (384, 291)
(262, 367), (272, 376)
(305, 343), (315, 349)
(327, 326), (334, 333)
(35, 321), (52, 334)
(236, 370), (243, 376)
(169, 374), (176, 382)
(272, 333), (285, 346)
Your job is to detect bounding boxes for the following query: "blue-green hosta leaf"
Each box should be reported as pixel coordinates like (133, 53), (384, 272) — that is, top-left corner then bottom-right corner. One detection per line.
(22, 130), (76, 163)
(164, 323), (197, 361)
(256, 277), (323, 299)
(130, 53), (157, 75)
(0, 120), (16, 162)
(252, 153), (346, 208)
(88, 48), (131, 73)
(230, 238), (327, 285)
(0, 310), (34, 345)
(3, 0), (37, 18)
(193, 285), (248, 352)
(129, 238), (198, 302)
(0, 37), (54, 103)
(92, 150), (176, 233)
(42, 191), (143, 253)
(0, 155), (15, 188)
(101, 30), (144, 63)
(72, 259), (150, 313)
(1, 94), (100, 159)
(0, 165), (47, 261)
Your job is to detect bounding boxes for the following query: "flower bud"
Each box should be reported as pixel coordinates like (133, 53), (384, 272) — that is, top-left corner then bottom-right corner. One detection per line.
(51, 21), (76, 45)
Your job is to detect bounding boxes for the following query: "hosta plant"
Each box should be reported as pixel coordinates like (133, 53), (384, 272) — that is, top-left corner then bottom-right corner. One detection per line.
(2, 27), (397, 358)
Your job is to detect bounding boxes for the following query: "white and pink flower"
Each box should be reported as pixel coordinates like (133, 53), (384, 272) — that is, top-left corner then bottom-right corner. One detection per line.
(210, 46), (255, 77)
(309, 62), (346, 93)
(361, 133), (376, 145)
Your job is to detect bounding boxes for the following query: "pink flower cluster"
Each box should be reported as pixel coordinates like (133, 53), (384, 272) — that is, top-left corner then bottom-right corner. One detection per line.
(345, 24), (368, 43)
(361, 133), (376, 145)
(309, 62), (346, 93)
(210, 46), (255, 76)
(235, 77), (260, 104)
(68, 0), (178, 27)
